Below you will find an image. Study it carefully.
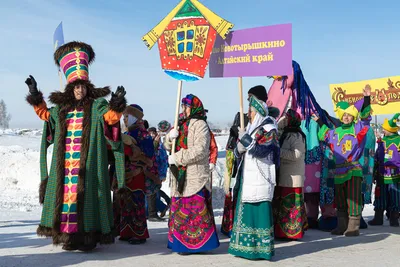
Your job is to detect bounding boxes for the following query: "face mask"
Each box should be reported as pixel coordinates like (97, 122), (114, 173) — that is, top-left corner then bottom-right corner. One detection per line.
(127, 115), (138, 127)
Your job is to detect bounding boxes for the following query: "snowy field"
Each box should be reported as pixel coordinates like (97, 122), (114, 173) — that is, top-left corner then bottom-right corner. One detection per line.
(1, 129), (400, 267)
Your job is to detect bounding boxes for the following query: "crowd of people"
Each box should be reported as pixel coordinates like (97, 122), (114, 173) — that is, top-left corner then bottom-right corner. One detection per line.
(24, 41), (400, 260)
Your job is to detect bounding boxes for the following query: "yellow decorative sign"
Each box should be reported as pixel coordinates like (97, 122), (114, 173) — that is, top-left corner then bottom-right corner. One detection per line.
(330, 76), (400, 116)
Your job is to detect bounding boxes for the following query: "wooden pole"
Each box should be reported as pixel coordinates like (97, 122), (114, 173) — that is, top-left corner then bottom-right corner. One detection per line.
(238, 77), (244, 130)
(172, 80), (183, 154)
(169, 80), (183, 189)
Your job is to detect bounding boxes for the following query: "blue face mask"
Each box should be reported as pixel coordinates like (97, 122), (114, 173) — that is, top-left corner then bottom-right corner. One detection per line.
(127, 115), (138, 127)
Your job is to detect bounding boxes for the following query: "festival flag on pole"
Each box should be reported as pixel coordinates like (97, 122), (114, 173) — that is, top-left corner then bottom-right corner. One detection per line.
(53, 22), (65, 90)
(53, 22), (64, 51)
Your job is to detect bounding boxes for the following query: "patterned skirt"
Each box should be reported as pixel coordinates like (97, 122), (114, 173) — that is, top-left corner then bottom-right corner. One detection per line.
(274, 186), (308, 240)
(221, 190), (236, 237)
(168, 188), (219, 253)
(114, 173), (149, 240)
(228, 179), (275, 260)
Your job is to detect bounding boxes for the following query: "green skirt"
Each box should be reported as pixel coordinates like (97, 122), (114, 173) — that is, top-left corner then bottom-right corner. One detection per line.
(228, 174), (275, 260)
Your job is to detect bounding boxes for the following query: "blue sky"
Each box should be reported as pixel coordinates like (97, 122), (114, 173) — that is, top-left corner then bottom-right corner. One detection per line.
(0, 0), (399, 128)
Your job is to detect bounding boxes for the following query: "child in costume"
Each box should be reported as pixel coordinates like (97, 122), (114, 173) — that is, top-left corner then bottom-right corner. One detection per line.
(369, 113), (400, 227)
(25, 41), (127, 251)
(314, 85), (372, 237)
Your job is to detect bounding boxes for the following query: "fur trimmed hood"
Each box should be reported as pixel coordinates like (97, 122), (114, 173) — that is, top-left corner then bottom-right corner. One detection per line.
(49, 79), (110, 106)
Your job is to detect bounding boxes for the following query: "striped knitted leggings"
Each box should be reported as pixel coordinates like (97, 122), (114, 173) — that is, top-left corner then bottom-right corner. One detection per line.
(335, 176), (362, 216)
(374, 183), (400, 212)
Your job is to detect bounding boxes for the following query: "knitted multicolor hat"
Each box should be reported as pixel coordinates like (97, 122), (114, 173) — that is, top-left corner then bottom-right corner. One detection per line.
(335, 101), (358, 121)
(54, 41), (95, 84)
(125, 104), (144, 120)
(382, 113), (400, 133)
(249, 95), (267, 117)
(157, 120), (171, 132)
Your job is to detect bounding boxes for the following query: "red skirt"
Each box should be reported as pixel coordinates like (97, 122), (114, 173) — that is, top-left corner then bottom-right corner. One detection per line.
(274, 187), (308, 239)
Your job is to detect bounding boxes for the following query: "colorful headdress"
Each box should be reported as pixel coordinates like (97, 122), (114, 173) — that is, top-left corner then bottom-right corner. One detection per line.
(250, 96), (267, 117)
(382, 113), (400, 133)
(158, 120), (172, 132)
(181, 94), (207, 118)
(125, 104), (144, 120)
(335, 101), (359, 121)
(54, 41), (95, 84)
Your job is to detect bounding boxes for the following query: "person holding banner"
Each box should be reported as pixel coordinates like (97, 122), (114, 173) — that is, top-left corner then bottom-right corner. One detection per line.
(25, 41), (127, 251)
(369, 114), (400, 227)
(228, 95), (279, 260)
(164, 94), (219, 254)
(313, 85), (372, 237)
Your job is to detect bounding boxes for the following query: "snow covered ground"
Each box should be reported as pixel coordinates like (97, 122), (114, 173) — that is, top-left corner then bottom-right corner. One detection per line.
(1, 129), (400, 267)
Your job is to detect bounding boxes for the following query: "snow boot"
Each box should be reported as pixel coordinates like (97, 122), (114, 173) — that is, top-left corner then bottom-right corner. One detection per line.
(360, 216), (368, 229)
(368, 209), (384, 226)
(331, 211), (348, 235)
(344, 216), (360, 237)
(389, 211), (399, 227)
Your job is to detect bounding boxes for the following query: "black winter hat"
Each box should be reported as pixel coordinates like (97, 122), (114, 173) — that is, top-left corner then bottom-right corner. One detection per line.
(248, 85), (268, 102)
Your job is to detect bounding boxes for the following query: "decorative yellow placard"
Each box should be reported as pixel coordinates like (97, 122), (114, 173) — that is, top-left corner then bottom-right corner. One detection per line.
(329, 76), (400, 116)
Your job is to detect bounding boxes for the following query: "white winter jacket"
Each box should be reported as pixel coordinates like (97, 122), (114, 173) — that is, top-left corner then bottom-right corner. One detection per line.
(235, 119), (279, 203)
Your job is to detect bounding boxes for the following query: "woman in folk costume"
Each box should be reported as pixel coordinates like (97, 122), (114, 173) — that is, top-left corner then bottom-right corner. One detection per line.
(228, 95), (279, 261)
(25, 41), (127, 251)
(369, 113), (400, 227)
(274, 109), (308, 240)
(313, 85), (372, 237)
(221, 85), (279, 237)
(164, 94), (219, 254)
(113, 104), (158, 245)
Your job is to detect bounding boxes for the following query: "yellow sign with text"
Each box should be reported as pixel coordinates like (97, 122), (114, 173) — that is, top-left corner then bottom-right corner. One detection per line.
(329, 76), (400, 116)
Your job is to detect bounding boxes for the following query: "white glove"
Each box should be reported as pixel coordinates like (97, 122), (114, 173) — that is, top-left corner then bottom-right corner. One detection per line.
(168, 129), (179, 141)
(236, 142), (246, 154)
(238, 127), (246, 140)
(168, 154), (176, 165)
(209, 163), (215, 171)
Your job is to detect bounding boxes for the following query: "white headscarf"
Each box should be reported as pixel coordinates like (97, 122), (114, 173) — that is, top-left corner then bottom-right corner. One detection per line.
(247, 101), (269, 134)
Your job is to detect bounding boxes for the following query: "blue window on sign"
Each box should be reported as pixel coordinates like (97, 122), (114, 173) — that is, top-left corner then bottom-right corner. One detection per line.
(177, 31), (185, 41)
(187, 30), (194, 39)
(186, 42), (193, 52)
(178, 43), (185, 53)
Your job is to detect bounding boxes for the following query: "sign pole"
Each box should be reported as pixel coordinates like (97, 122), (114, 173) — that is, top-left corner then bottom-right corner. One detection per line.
(172, 80), (183, 155)
(238, 77), (244, 130)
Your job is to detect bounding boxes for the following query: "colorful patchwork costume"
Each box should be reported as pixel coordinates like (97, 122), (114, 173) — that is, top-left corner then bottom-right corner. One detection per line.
(25, 41), (127, 251)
